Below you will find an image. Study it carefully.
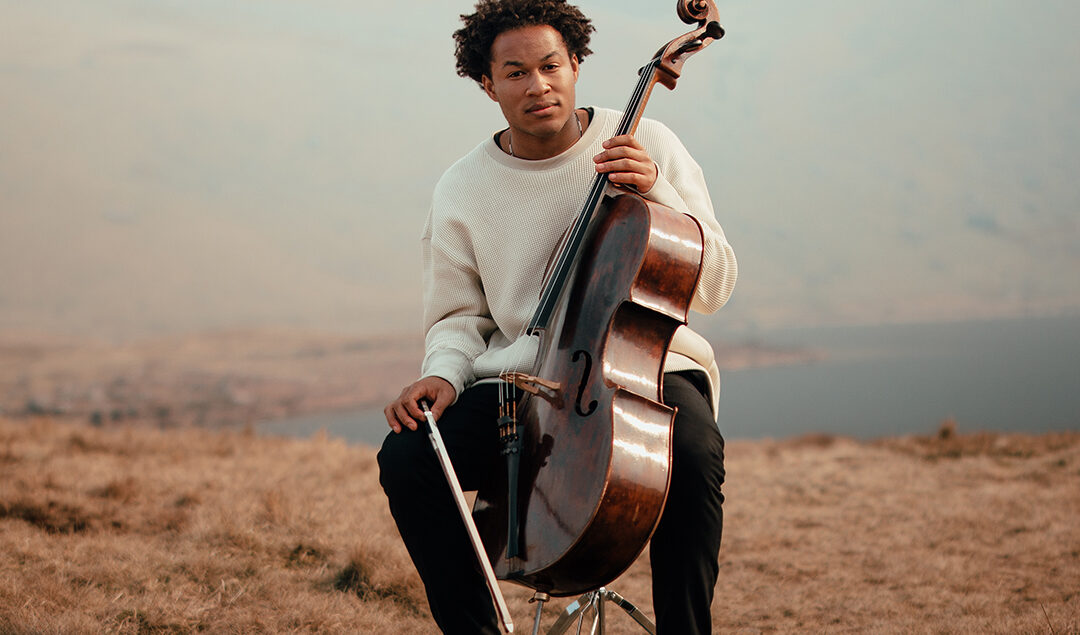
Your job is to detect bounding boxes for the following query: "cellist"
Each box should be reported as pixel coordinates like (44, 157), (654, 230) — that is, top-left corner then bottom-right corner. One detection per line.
(378, 1), (737, 632)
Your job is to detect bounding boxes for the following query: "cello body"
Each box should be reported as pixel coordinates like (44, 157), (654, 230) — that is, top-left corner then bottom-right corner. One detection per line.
(473, 193), (704, 595)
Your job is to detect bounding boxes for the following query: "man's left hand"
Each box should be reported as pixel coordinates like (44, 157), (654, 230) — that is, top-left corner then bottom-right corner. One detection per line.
(593, 134), (658, 193)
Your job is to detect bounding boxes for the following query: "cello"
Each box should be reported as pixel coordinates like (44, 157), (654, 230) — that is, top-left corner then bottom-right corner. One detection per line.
(472, 0), (726, 596)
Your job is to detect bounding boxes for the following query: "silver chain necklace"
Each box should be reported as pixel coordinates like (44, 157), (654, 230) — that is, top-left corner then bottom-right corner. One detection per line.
(508, 110), (582, 158)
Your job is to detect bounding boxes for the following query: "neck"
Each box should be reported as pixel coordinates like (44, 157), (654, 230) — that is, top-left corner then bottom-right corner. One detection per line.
(504, 109), (585, 160)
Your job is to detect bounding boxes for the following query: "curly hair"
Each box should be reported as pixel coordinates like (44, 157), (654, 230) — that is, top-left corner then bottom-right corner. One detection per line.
(453, 0), (595, 86)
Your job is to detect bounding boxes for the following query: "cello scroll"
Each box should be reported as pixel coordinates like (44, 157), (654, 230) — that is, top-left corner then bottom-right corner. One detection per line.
(654, 0), (726, 89)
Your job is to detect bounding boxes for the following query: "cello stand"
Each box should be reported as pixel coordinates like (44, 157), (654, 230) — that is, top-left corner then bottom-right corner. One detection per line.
(531, 588), (657, 635)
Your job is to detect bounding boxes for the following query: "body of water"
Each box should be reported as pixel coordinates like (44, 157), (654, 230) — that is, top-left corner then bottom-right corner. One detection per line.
(259, 314), (1080, 445)
(715, 314), (1080, 439)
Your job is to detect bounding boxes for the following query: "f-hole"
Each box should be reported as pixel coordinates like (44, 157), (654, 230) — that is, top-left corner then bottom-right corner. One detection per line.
(571, 350), (598, 417)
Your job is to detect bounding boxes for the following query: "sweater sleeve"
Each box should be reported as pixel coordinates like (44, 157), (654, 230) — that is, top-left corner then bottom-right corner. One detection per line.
(419, 206), (498, 400)
(638, 120), (738, 315)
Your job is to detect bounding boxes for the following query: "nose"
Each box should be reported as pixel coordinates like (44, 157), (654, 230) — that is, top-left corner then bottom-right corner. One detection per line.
(525, 71), (550, 96)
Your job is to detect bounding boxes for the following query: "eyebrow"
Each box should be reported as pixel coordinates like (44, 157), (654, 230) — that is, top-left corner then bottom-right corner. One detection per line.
(501, 51), (560, 69)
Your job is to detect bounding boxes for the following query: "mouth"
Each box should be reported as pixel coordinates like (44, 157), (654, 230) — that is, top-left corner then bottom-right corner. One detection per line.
(526, 102), (558, 115)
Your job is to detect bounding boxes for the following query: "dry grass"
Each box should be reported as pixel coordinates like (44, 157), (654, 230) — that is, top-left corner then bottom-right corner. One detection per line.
(713, 431), (1080, 634)
(0, 416), (430, 633)
(1, 416), (1078, 633)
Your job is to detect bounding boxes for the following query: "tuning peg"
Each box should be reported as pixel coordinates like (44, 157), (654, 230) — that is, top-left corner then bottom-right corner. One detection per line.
(705, 21), (725, 41)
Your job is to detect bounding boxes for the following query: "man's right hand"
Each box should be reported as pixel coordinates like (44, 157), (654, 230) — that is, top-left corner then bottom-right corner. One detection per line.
(384, 376), (457, 434)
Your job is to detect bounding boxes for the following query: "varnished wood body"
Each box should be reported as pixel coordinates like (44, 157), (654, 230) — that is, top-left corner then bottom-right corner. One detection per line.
(473, 193), (704, 596)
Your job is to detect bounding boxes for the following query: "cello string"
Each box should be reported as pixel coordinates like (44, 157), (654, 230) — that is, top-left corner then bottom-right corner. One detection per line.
(525, 57), (659, 334)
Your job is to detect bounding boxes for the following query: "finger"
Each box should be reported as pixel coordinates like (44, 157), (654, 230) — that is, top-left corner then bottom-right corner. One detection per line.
(430, 387), (454, 420)
(597, 160), (654, 187)
(607, 171), (651, 190)
(384, 405), (402, 434)
(611, 162), (659, 191)
(403, 390), (427, 421)
(598, 156), (650, 173)
(393, 401), (419, 431)
(593, 146), (647, 165)
(602, 134), (644, 151)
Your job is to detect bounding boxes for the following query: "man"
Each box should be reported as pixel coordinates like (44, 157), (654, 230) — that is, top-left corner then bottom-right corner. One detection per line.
(378, 1), (737, 632)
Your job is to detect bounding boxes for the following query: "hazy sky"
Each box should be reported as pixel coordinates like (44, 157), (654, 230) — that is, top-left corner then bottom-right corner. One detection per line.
(2, 0), (1078, 339)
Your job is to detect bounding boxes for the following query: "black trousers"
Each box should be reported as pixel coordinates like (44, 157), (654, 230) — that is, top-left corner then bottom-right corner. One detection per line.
(378, 371), (725, 634)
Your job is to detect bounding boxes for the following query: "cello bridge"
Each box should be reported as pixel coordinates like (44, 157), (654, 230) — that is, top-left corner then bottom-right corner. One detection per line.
(500, 372), (562, 396)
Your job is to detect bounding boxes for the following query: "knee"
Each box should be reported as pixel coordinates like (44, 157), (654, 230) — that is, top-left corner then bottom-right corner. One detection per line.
(377, 429), (430, 498)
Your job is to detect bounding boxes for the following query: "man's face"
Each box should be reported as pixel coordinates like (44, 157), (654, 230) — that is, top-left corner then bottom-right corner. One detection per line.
(482, 24), (579, 145)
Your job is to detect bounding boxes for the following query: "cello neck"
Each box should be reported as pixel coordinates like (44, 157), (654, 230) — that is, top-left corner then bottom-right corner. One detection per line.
(527, 0), (725, 333)
(527, 57), (664, 333)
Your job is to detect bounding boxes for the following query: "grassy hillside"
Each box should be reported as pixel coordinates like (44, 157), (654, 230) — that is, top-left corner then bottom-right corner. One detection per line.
(1, 416), (1078, 633)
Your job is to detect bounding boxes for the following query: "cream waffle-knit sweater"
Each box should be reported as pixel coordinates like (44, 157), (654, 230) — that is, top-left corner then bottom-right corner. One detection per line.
(420, 107), (737, 415)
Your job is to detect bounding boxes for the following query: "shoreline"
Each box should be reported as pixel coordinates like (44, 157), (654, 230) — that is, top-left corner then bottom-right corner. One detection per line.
(0, 327), (816, 431)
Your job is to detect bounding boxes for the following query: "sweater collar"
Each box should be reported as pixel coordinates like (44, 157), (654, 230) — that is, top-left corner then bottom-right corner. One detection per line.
(484, 107), (608, 171)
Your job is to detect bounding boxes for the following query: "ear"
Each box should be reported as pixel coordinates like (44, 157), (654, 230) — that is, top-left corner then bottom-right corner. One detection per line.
(571, 54), (579, 81)
(481, 75), (499, 102)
